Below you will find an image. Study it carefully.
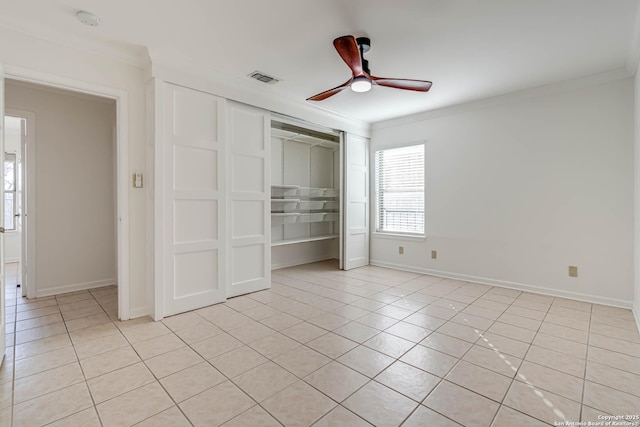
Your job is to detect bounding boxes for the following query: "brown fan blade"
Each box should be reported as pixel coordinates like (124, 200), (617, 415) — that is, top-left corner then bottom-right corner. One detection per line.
(333, 35), (364, 76)
(306, 79), (353, 101)
(371, 77), (432, 92)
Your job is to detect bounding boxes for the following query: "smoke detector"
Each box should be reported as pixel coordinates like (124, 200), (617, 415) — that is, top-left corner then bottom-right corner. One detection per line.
(77, 11), (101, 27)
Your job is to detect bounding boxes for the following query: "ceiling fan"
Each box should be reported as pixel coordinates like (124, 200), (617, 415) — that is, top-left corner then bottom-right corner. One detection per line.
(307, 35), (432, 101)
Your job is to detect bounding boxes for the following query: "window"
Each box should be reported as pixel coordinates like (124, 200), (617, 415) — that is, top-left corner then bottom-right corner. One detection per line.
(4, 153), (16, 231)
(375, 144), (425, 235)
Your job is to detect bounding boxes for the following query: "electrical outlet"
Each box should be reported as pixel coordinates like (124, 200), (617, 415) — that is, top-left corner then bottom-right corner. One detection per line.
(431, 250), (437, 259)
(399, 246), (404, 255)
(568, 266), (578, 277)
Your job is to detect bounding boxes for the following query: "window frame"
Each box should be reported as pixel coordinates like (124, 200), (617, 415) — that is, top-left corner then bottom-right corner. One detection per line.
(4, 152), (17, 232)
(373, 142), (426, 237)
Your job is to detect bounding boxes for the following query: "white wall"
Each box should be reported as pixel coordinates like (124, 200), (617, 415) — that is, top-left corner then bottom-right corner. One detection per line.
(5, 81), (117, 296)
(4, 117), (22, 262)
(0, 27), (147, 315)
(371, 75), (634, 307)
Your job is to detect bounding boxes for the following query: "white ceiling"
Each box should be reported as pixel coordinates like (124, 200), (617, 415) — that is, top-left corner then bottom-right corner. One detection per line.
(1, 0), (639, 123)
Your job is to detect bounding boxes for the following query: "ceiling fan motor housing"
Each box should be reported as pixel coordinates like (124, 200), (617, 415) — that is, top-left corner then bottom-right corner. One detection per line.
(356, 37), (371, 54)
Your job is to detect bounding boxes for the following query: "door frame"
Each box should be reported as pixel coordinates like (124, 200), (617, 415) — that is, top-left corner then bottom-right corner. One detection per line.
(5, 109), (34, 298)
(3, 65), (130, 320)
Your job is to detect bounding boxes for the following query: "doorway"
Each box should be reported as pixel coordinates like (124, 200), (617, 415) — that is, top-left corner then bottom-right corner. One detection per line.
(4, 80), (120, 318)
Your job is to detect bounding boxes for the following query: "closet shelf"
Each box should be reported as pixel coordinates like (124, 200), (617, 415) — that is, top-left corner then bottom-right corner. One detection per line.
(299, 213), (325, 223)
(271, 234), (339, 247)
(271, 185), (299, 198)
(271, 199), (299, 212)
(270, 212), (339, 224)
(271, 128), (340, 151)
(271, 185), (339, 199)
(271, 212), (299, 225)
(270, 199), (339, 213)
(271, 185), (299, 189)
(297, 187), (325, 197)
(298, 200), (331, 211)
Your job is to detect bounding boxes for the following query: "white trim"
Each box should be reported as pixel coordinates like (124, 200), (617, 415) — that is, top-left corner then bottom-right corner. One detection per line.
(36, 279), (116, 298)
(634, 305), (640, 334)
(151, 78), (164, 321)
(371, 232), (427, 242)
(272, 255), (337, 271)
(338, 131), (344, 270)
(4, 258), (19, 264)
(370, 259), (635, 310)
(0, 22), (148, 69)
(4, 65), (131, 320)
(373, 68), (632, 130)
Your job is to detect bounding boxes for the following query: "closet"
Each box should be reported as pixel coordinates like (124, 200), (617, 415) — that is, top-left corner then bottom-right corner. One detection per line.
(270, 120), (342, 269)
(150, 73), (370, 320)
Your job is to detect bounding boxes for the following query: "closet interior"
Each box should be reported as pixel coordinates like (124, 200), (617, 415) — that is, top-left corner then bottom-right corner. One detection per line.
(270, 120), (342, 269)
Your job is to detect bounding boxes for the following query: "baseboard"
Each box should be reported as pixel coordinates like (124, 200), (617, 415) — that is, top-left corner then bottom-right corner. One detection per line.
(36, 278), (116, 298)
(369, 260), (634, 310)
(272, 255), (336, 270)
(634, 304), (640, 334)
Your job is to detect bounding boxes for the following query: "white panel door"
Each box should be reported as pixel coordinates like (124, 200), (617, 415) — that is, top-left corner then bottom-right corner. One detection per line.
(163, 83), (226, 316)
(0, 66), (6, 364)
(344, 134), (369, 270)
(227, 102), (270, 297)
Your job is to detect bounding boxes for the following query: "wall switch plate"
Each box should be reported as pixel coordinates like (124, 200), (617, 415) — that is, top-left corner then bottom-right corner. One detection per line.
(431, 250), (437, 259)
(568, 266), (578, 277)
(399, 246), (404, 255)
(133, 172), (143, 188)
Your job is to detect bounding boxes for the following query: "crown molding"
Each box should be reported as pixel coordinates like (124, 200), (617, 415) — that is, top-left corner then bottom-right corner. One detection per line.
(0, 21), (149, 69)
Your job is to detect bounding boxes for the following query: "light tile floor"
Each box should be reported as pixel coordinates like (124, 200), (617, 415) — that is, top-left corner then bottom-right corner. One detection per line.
(2, 260), (640, 426)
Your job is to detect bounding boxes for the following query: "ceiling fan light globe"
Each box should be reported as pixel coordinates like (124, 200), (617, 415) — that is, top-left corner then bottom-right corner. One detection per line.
(351, 76), (372, 93)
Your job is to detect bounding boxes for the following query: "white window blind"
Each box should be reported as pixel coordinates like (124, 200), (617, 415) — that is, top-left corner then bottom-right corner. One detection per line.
(375, 144), (424, 234)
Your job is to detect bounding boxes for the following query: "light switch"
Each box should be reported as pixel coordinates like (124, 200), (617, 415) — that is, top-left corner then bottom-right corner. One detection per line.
(133, 172), (143, 188)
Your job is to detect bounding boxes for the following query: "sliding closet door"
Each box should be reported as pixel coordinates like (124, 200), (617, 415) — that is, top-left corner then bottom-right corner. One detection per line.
(161, 83), (226, 316)
(227, 101), (270, 297)
(344, 133), (370, 270)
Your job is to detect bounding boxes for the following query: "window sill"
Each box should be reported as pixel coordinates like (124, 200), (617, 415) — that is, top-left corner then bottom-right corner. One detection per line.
(372, 232), (427, 242)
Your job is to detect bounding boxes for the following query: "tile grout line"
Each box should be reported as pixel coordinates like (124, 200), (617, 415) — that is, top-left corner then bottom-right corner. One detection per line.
(5, 261), (640, 426)
(427, 282), (592, 425)
(580, 303), (594, 422)
(68, 287), (114, 427)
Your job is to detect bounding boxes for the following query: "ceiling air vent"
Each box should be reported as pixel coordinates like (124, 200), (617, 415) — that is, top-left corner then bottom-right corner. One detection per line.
(248, 71), (281, 85)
